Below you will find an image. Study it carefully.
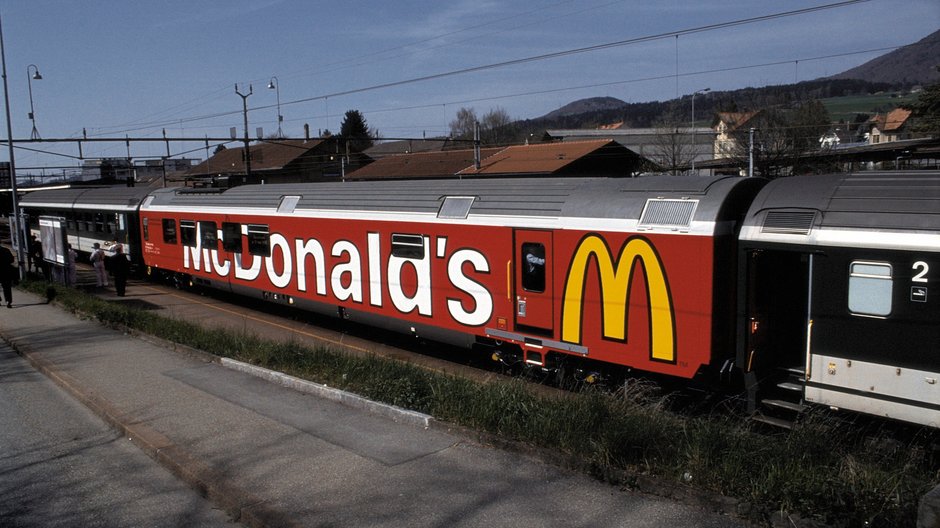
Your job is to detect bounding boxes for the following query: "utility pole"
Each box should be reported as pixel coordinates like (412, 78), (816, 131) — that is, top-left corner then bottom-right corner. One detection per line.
(748, 127), (755, 178)
(235, 84), (252, 182)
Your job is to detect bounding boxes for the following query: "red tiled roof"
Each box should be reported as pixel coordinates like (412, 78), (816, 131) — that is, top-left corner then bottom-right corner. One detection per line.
(457, 139), (619, 176)
(345, 148), (502, 180)
(715, 111), (760, 131)
(883, 108), (912, 132)
(188, 139), (328, 176)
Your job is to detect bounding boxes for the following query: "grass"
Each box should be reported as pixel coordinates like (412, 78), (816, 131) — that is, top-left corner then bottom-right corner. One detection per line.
(22, 279), (939, 527)
(821, 91), (917, 122)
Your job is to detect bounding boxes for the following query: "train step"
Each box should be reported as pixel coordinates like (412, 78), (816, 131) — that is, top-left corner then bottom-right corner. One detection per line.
(750, 413), (795, 430)
(761, 399), (807, 413)
(777, 381), (804, 392)
(778, 366), (806, 377)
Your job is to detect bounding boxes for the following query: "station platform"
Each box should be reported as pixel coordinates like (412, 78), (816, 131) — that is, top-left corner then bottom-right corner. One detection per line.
(0, 288), (743, 528)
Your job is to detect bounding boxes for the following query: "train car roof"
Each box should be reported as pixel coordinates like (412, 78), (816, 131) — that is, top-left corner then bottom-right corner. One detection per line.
(19, 186), (153, 212)
(141, 175), (765, 234)
(740, 171), (940, 251)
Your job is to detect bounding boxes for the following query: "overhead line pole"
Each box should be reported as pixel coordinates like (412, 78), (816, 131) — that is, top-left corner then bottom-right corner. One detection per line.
(0, 10), (26, 278)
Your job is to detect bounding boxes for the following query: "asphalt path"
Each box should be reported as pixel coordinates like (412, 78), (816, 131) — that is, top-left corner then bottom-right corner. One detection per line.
(0, 341), (233, 528)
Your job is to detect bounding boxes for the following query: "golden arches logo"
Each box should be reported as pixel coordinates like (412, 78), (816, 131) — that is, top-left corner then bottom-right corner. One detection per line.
(561, 235), (676, 363)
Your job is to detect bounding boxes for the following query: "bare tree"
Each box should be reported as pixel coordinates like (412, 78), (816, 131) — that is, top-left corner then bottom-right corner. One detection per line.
(449, 107), (478, 140)
(650, 103), (696, 174)
(481, 107), (512, 145)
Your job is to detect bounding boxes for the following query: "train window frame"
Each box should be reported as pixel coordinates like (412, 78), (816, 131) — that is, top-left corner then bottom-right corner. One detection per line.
(200, 221), (219, 248)
(391, 234), (425, 259)
(162, 218), (177, 244)
(246, 224), (270, 257)
(222, 222), (242, 253)
(180, 220), (197, 248)
(848, 261), (893, 318)
(521, 242), (546, 293)
(142, 217), (149, 241)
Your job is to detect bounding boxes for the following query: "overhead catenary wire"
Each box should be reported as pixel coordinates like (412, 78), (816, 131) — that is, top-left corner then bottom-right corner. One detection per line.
(77, 0), (872, 138)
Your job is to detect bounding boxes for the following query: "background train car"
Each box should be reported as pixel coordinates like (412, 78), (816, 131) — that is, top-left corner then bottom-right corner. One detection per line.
(737, 172), (940, 428)
(139, 176), (764, 382)
(19, 186), (152, 265)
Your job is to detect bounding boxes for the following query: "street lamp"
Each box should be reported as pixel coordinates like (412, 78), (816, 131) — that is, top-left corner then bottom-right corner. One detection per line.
(26, 64), (40, 140)
(267, 76), (283, 139)
(1, 12), (27, 278)
(690, 87), (710, 174)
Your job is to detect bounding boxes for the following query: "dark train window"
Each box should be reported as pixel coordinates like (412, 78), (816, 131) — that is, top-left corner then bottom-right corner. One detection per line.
(247, 224), (270, 257)
(521, 242), (546, 293)
(94, 213), (105, 233)
(391, 234), (424, 259)
(180, 220), (197, 248)
(222, 222), (242, 253)
(200, 221), (218, 248)
(162, 219), (177, 244)
(142, 218), (149, 241)
(848, 261), (893, 317)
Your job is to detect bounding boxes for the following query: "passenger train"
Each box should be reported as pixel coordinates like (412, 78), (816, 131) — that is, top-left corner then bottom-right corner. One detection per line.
(18, 172), (940, 428)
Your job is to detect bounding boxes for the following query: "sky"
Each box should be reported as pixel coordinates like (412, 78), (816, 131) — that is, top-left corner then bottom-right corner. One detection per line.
(1, 0), (938, 172)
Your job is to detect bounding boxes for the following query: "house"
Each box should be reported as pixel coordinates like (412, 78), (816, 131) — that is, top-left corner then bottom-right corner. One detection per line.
(543, 125), (714, 172)
(712, 111), (761, 159)
(867, 108), (913, 144)
(345, 147), (503, 181)
(185, 138), (369, 186)
(456, 139), (644, 178)
(345, 139), (645, 181)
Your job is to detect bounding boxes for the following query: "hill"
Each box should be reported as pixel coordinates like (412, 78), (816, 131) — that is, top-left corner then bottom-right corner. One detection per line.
(830, 29), (940, 85)
(509, 28), (938, 139)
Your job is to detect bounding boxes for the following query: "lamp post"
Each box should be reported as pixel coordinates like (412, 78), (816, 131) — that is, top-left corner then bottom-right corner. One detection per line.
(690, 87), (710, 174)
(26, 63), (40, 140)
(0, 12), (26, 278)
(267, 76), (283, 139)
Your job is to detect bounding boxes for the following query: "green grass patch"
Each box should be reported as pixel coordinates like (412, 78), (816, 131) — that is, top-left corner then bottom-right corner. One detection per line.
(821, 91), (916, 122)
(22, 280), (939, 527)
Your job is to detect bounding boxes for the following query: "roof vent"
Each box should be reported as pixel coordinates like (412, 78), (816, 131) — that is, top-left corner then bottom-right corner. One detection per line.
(761, 211), (816, 235)
(639, 199), (697, 228)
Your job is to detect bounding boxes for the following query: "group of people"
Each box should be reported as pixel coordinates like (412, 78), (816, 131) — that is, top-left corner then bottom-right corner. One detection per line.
(15, 235), (132, 298)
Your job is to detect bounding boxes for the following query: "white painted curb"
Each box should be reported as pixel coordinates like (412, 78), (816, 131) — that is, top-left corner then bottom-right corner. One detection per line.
(220, 358), (433, 429)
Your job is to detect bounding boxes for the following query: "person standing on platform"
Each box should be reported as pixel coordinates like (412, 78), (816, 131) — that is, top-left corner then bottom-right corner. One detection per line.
(0, 245), (15, 308)
(111, 244), (130, 296)
(90, 243), (108, 287)
(66, 244), (78, 287)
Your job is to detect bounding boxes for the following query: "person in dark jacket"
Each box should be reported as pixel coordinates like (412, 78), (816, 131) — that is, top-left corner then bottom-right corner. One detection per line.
(0, 245), (15, 307)
(110, 244), (130, 296)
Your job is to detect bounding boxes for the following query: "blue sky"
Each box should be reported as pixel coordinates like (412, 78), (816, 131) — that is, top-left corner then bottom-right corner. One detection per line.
(1, 0), (937, 169)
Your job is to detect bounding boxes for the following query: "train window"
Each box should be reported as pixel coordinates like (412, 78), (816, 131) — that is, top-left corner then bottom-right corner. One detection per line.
(142, 218), (149, 241)
(200, 221), (218, 248)
(848, 261), (893, 317)
(180, 220), (197, 248)
(438, 196), (474, 219)
(247, 224), (270, 257)
(94, 213), (105, 233)
(521, 242), (546, 293)
(162, 219), (177, 244)
(222, 222), (242, 253)
(391, 234), (425, 259)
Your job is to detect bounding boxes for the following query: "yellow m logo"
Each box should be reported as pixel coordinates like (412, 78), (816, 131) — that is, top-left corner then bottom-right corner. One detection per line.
(561, 235), (676, 363)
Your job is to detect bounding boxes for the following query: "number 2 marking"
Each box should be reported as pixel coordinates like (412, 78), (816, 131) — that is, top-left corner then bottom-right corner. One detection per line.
(912, 261), (929, 283)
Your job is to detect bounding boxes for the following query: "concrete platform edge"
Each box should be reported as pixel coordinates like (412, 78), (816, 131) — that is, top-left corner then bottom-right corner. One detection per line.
(220, 357), (434, 429)
(0, 330), (301, 528)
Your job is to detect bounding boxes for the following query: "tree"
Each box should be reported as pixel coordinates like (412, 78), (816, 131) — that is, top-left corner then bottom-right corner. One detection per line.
(449, 107), (478, 141)
(650, 101), (696, 175)
(906, 70), (940, 138)
(338, 110), (373, 151)
(480, 107), (512, 145)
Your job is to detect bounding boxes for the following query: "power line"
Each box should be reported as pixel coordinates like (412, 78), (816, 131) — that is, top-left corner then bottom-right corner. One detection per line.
(83, 1), (871, 136)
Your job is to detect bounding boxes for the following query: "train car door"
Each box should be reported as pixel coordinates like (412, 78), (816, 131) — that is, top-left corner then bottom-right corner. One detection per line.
(513, 230), (553, 334)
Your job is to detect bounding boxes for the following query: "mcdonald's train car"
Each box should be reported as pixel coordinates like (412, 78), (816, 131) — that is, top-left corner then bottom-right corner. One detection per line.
(737, 172), (939, 428)
(137, 176), (764, 382)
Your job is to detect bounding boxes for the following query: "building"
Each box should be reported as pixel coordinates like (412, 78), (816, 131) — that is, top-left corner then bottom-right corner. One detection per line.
(712, 111), (761, 160)
(867, 108), (913, 144)
(185, 138), (369, 186)
(346, 139), (646, 181)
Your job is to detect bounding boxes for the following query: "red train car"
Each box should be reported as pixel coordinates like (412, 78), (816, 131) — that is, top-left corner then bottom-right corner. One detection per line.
(139, 176), (764, 381)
